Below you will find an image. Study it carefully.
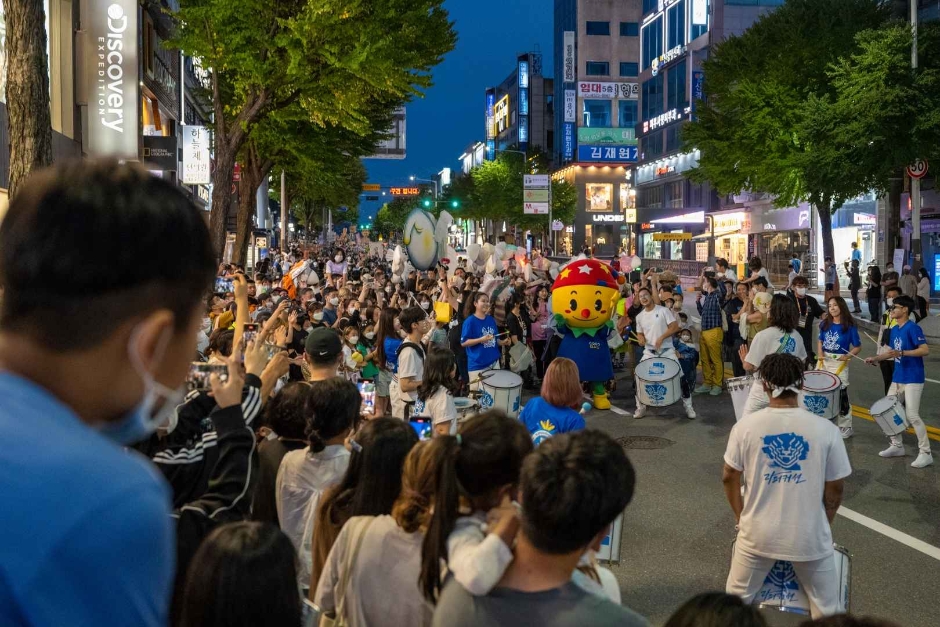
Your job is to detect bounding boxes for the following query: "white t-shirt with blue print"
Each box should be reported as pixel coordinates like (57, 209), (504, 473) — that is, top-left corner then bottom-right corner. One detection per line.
(725, 406), (851, 561)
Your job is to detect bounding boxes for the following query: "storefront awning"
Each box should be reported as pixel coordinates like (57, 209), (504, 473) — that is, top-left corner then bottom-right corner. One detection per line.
(691, 229), (742, 241)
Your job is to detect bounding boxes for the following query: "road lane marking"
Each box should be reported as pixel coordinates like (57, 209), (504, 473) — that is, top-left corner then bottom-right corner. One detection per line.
(839, 506), (940, 562)
(582, 394), (633, 417)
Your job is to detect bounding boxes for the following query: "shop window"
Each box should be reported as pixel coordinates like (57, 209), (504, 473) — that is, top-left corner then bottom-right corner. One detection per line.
(666, 59), (687, 111)
(619, 101), (638, 130)
(585, 61), (610, 76)
(583, 100), (612, 127)
(641, 15), (663, 70)
(641, 130), (663, 160)
(666, 0), (686, 50)
(621, 22), (640, 37)
(666, 125), (682, 152)
(586, 21), (610, 35)
(689, 181), (705, 207)
(641, 185), (663, 210)
(666, 180), (684, 209)
(620, 62), (639, 77)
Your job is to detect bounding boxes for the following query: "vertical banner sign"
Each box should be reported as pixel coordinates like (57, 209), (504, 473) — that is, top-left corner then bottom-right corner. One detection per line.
(182, 126), (211, 184)
(563, 123), (575, 161)
(563, 31), (576, 82)
(87, 0), (139, 160)
(518, 60), (529, 88)
(691, 71), (704, 113)
(692, 0), (708, 26)
(523, 175), (550, 215)
(564, 90), (576, 123)
(485, 90), (496, 160)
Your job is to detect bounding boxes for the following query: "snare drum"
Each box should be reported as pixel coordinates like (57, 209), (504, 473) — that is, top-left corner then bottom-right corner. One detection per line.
(727, 376), (753, 422)
(870, 396), (909, 437)
(799, 371), (842, 420)
(479, 370), (523, 417)
(454, 397), (478, 422)
(750, 544), (852, 615)
(635, 358), (682, 407)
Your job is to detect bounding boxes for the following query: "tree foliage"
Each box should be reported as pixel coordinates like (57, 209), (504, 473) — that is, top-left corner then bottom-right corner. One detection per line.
(683, 0), (890, 261)
(170, 0), (457, 258)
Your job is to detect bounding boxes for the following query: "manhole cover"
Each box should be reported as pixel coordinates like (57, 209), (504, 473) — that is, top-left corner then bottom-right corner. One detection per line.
(617, 436), (675, 450)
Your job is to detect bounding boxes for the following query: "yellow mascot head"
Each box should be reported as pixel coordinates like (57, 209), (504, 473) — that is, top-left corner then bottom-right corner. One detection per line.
(551, 258), (622, 329)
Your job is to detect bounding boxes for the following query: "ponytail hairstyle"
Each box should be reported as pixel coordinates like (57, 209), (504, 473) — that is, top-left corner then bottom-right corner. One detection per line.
(374, 307), (400, 372)
(415, 410), (533, 603)
(304, 378), (361, 452)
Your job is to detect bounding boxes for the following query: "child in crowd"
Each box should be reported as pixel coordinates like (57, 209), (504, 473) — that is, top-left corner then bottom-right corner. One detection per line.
(357, 323), (379, 383)
(674, 326), (700, 396)
(518, 358), (587, 445)
(414, 347), (460, 436)
(340, 325), (363, 384)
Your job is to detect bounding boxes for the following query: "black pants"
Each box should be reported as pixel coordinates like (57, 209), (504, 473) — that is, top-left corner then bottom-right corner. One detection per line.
(729, 338), (747, 378)
(879, 360), (894, 396)
(850, 289), (861, 311)
(867, 297), (881, 322)
(531, 339), (547, 379)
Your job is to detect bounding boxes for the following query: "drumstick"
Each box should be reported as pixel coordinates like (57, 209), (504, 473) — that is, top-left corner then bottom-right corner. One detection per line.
(863, 331), (880, 345)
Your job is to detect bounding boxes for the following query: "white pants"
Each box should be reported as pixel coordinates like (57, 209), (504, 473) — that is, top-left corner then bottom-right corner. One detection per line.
(727, 543), (843, 619)
(742, 379), (769, 418)
(888, 382), (931, 454)
(469, 362), (500, 392)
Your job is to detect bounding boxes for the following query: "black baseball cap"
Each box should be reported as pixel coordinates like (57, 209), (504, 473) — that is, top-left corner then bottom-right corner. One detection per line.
(304, 327), (343, 359)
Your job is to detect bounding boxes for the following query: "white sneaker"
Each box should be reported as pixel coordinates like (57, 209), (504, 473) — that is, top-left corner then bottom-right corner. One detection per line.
(912, 453), (934, 469)
(633, 403), (647, 419)
(879, 444), (906, 458)
(683, 398), (696, 419)
(839, 427), (854, 440)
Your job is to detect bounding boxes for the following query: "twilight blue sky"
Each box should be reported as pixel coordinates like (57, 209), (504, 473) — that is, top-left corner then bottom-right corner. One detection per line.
(358, 0), (553, 224)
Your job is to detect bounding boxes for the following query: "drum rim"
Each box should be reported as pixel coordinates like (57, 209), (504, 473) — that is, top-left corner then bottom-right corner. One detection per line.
(482, 371), (524, 388)
(801, 370), (841, 392)
(870, 395), (901, 414)
(635, 358), (682, 380)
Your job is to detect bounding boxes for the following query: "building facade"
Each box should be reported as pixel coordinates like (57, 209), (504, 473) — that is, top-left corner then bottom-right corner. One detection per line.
(485, 52), (554, 161)
(552, 0), (643, 257)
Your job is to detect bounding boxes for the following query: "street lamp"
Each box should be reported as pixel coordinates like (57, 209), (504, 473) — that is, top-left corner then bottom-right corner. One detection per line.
(410, 175), (439, 199)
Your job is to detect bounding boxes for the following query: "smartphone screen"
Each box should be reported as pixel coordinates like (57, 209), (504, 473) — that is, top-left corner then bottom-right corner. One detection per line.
(243, 323), (259, 347)
(186, 362), (229, 392)
(409, 418), (433, 441)
(357, 381), (376, 415)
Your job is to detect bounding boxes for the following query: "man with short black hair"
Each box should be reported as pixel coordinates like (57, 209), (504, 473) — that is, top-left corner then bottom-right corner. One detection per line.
(322, 287), (339, 326)
(0, 161), (216, 626)
(433, 430), (648, 627)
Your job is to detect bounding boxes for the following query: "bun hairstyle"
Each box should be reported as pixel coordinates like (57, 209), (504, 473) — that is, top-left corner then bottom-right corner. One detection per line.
(416, 411), (533, 603)
(304, 378), (361, 452)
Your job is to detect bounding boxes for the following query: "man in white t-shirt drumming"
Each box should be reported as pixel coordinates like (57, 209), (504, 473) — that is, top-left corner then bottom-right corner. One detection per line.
(633, 286), (696, 419)
(722, 353), (852, 619)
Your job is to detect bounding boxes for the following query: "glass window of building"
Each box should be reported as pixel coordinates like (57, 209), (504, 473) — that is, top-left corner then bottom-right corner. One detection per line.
(620, 62), (639, 77)
(619, 101), (638, 130)
(665, 125), (682, 153)
(585, 61), (610, 76)
(666, 0), (686, 50)
(586, 21), (610, 35)
(666, 180), (685, 208)
(620, 22), (640, 37)
(641, 130), (664, 160)
(642, 74), (664, 120)
(666, 60), (687, 111)
(643, 0), (659, 14)
(641, 16), (663, 70)
(641, 185), (663, 209)
(583, 100), (612, 127)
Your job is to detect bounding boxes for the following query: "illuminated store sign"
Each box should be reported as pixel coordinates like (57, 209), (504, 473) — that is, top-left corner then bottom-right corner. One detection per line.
(494, 95), (510, 134)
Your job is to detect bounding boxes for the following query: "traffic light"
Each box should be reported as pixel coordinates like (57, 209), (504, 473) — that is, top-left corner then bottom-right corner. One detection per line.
(451, 199), (460, 209)
(422, 198), (432, 208)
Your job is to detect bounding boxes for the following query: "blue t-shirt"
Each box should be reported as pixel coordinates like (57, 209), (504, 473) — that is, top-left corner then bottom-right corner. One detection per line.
(519, 397), (586, 445)
(890, 321), (927, 384)
(851, 249), (862, 263)
(818, 322), (861, 355)
(384, 337), (403, 373)
(792, 258), (802, 274)
(461, 314), (501, 371)
(322, 307), (338, 326)
(0, 374), (174, 627)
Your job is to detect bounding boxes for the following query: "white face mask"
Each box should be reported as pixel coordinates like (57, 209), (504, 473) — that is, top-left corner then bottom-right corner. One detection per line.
(796, 287), (807, 296)
(335, 255), (343, 263)
(886, 298), (894, 307)
(313, 312), (324, 321)
(365, 331), (375, 340)
(420, 301), (430, 310)
(349, 336), (359, 344)
(330, 297), (339, 306)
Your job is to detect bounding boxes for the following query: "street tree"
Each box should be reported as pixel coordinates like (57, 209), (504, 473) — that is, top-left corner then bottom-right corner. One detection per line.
(683, 0), (889, 264)
(171, 0), (456, 258)
(4, 0), (53, 196)
(374, 196), (420, 238)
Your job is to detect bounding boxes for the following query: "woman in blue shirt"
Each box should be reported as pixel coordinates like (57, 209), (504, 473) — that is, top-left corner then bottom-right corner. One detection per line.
(866, 295), (932, 469)
(519, 358), (586, 445)
(460, 292), (508, 389)
(816, 297), (861, 439)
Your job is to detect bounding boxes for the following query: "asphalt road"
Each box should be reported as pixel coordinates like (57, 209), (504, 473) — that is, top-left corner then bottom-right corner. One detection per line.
(563, 331), (940, 627)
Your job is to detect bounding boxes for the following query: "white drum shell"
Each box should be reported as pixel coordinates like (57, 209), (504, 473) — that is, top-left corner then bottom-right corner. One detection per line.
(871, 396), (909, 437)
(635, 358), (682, 407)
(753, 545), (851, 615)
(479, 370), (523, 417)
(798, 371), (842, 421)
(727, 376), (753, 422)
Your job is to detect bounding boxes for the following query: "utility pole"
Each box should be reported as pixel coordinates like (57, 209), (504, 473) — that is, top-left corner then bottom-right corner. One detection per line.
(910, 0), (923, 271)
(280, 170), (287, 251)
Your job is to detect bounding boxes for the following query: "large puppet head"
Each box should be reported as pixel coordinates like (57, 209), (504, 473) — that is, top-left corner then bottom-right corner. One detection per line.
(551, 258), (622, 329)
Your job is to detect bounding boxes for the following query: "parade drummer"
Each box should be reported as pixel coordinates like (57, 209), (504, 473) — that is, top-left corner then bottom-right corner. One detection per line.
(816, 297), (861, 440)
(865, 295), (933, 469)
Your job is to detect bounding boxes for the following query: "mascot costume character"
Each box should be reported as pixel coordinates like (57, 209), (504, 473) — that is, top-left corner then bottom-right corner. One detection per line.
(551, 258), (623, 410)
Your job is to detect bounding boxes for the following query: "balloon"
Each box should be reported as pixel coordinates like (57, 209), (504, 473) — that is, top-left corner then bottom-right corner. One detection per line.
(549, 267), (559, 280)
(514, 250), (527, 264)
(485, 257), (497, 274)
(445, 247), (458, 278)
(466, 243), (482, 263)
(631, 255), (642, 269)
(391, 274), (401, 284)
(523, 264), (533, 282)
(482, 243), (495, 261)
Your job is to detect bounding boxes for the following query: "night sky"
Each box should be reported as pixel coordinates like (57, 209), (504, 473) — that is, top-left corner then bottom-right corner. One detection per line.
(358, 0), (554, 225)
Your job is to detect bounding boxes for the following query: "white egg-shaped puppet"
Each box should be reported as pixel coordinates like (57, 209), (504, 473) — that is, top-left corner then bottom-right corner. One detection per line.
(403, 210), (439, 271)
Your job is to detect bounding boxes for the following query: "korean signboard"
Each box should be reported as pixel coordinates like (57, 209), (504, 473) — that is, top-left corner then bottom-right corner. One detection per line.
(390, 187), (420, 196)
(523, 174), (550, 215)
(578, 81), (639, 100)
(181, 125), (210, 184)
(494, 95), (510, 134)
(578, 145), (638, 163)
(563, 123), (575, 161)
(564, 90), (576, 123)
(85, 0), (139, 160)
(577, 127), (636, 145)
(563, 31), (576, 82)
